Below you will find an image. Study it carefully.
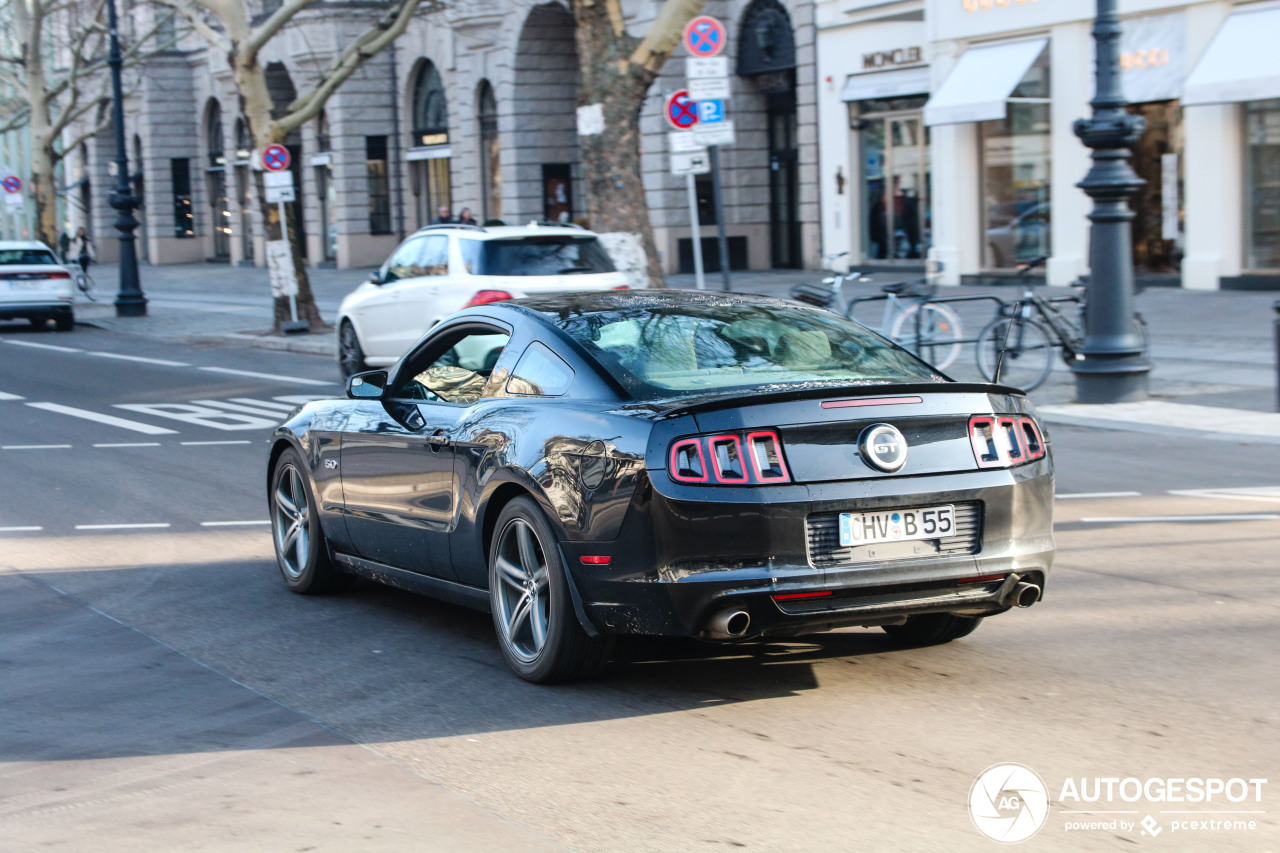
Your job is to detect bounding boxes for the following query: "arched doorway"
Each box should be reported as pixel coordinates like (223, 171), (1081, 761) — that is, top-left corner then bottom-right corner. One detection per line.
(204, 99), (231, 260)
(738, 0), (800, 269)
(477, 80), (501, 223)
(408, 59), (451, 228)
(233, 117), (254, 263)
(514, 4), (580, 224)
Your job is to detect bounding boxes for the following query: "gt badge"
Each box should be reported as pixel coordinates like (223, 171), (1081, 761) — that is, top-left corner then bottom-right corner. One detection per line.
(859, 423), (907, 473)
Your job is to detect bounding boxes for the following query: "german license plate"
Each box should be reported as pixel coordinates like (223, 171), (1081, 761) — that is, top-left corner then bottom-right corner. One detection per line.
(838, 505), (955, 547)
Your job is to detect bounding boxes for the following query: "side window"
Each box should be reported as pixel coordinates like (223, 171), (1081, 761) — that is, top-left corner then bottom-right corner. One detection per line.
(383, 237), (424, 283)
(507, 341), (574, 397)
(419, 235), (450, 276)
(398, 329), (511, 405)
(458, 238), (482, 274)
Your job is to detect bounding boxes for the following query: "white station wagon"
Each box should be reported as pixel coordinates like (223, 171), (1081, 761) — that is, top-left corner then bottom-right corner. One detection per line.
(336, 223), (632, 377)
(0, 241), (76, 331)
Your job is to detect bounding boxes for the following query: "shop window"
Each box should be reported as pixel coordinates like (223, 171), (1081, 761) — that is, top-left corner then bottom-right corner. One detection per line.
(366, 135), (392, 235)
(542, 163), (572, 223)
(1246, 99), (1280, 271)
(171, 158), (193, 238)
(980, 47), (1051, 270)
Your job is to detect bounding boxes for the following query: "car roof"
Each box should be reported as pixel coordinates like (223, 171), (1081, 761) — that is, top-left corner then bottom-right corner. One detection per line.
(505, 289), (796, 318)
(411, 223), (597, 241)
(0, 241), (56, 252)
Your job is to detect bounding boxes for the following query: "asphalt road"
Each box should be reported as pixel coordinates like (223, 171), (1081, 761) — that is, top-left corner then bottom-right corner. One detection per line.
(2, 322), (1278, 852)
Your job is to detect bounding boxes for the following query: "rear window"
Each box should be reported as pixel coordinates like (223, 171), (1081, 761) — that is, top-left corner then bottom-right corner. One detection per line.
(0, 249), (58, 265)
(461, 237), (616, 276)
(553, 301), (944, 400)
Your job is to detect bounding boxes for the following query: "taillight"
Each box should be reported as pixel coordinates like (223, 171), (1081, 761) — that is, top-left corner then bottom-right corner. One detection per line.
(667, 431), (791, 485)
(969, 415), (1046, 468)
(611, 285), (630, 290)
(47, 271), (71, 279)
(464, 289), (513, 307)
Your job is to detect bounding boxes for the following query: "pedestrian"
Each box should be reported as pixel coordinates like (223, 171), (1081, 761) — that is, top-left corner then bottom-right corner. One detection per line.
(70, 226), (95, 275)
(457, 207), (477, 225)
(433, 205), (453, 224)
(57, 230), (71, 264)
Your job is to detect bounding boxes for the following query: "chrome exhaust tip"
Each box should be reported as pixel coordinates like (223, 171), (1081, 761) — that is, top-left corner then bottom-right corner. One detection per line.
(1012, 582), (1041, 608)
(706, 609), (751, 640)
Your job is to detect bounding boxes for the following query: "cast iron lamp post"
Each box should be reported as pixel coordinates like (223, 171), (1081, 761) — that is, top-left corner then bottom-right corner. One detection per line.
(1071, 0), (1149, 402)
(106, 0), (147, 317)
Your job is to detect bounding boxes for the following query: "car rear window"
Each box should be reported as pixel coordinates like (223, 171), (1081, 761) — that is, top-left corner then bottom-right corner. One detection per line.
(460, 237), (616, 276)
(553, 301), (944, 399)
(0, 249), (58, 265)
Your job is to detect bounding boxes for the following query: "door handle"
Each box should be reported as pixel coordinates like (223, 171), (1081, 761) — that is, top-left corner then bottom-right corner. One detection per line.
(425, 432), (450, 448)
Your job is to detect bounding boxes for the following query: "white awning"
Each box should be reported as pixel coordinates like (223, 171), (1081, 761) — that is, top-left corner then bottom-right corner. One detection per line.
(923, 38), (1048, 126)
(1183, 4), (1280, 105)
(841, 66), (930, 102)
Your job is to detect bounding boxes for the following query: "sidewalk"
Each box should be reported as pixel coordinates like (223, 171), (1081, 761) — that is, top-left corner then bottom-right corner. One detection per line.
(70, 261), (1280, 442)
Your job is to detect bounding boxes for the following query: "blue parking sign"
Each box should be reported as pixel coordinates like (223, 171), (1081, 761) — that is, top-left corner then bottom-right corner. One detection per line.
(697, 99), (725, 124)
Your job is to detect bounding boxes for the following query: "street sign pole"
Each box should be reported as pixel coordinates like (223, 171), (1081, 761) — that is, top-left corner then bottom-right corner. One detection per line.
(708, 146), (731, 292)
(686, 173), (705, 290)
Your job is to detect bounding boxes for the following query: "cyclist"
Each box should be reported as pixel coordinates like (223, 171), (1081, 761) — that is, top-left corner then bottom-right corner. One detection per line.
(70, 226), (95, 277)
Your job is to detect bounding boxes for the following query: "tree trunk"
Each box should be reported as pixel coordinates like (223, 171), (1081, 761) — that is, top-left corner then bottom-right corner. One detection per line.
(571, 0), (666, 288)
(29, 130), (60, 249)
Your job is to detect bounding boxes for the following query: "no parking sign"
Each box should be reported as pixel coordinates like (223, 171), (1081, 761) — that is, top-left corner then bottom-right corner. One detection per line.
(664, 90), (700, 131)
(683, 16), (726, 58)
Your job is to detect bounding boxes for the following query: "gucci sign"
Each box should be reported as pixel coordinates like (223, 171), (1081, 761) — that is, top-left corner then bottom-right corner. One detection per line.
(962, 0), (1039, 11)
(1120, 48), (1170, 70)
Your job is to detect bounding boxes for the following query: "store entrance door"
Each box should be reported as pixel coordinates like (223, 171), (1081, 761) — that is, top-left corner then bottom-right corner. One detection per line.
(860, 107), (930, 264)
(1128, 100), (1183, 275)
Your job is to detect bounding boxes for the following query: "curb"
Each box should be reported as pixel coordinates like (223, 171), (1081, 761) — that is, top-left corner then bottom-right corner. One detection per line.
(187, 332), (336, 357)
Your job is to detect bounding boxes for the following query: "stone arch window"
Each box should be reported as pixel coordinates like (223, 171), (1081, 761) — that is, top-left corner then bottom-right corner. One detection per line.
(477, 79), (500, 222)
(203, 99), (230, 259)
(411, 60), (449, 147)
(205, 99), (225, 167)
(234, 117), (252, 161)
(737, 0), (797, 79)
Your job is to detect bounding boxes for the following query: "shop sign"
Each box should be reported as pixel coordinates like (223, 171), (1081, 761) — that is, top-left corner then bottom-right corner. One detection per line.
(416, 132), (449, 147)
(1118, 11), (1184, 104)
(862, 47), (923, 70)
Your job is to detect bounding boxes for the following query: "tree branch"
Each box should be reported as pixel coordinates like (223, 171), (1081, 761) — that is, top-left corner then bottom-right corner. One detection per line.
(243, 0), (324, 66)
(151, 0), (230, 54)
(628, 0), (707, 74)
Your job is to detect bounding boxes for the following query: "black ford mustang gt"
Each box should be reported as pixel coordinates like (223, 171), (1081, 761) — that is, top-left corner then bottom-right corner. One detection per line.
(268, 291), (1054, 683)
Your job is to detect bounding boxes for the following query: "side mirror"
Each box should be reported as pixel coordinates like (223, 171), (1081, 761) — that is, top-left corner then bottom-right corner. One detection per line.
(369, 269), (384, 285)
(347, 370), (388, 399)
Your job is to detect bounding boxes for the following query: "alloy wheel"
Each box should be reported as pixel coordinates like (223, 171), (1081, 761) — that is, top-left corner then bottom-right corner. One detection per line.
(493, 519), (551, 663)
(273, 464), (311, 579)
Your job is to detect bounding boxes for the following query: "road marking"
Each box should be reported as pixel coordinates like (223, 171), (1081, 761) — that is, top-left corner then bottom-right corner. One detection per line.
(199, 366), (332, 386)
(75, 523), (172, 530)
(1168, 486), (1280, 504)
(180, 440), (252, 446)
(201, 520), (271, 527)
(26, 402), (179, 434)
(0, 391), (24, 401)
(1081, 514), (1280, 524)
(191, 399), (288, 418)
(4, 340), (81, 353)
(93, 442), (162, 448)
(229, 397), (297, 411)
(1056, 491), (1141, 500)
(115, 402), (277, 430)
(0, 526), (43, 532)
(2, 444), (72, 450)
(87, 351), (190, 367)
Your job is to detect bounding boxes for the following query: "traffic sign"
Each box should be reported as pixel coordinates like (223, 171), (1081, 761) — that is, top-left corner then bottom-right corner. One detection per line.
(265, 185), (296, 203)
(670, 151), (711, 176)
(2, 175), (21, 193)
(683, 16), (726, 58)
(697, 99), (726, 124)
(262, 144), (291, 172)
(664, 90), (700, 130)
(668, 131), (704, 153)
(688, 77), (731, 101)
(687, 57), (730, 79)
(693, 120), (736, 147)
(263, 170), (294, 188)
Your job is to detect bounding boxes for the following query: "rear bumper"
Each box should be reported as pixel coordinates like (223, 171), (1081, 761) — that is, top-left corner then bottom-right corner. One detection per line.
(562, 462), (1054, 638)
(0, 300), (73, 321)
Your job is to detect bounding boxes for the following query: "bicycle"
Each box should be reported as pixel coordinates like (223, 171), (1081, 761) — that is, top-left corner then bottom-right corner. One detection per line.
(791, 253), (964, 370)
(74, 256), (97, 302)
(974, 257), (1149, 390)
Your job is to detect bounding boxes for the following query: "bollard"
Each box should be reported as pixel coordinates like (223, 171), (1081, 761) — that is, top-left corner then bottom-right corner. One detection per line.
(1275, 301), (1280, 413)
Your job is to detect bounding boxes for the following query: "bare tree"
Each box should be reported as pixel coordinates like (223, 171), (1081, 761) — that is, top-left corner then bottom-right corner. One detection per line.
(0, 0), (173, 248)
(570, 0), (708, 288)
(152, 0), (436, 331)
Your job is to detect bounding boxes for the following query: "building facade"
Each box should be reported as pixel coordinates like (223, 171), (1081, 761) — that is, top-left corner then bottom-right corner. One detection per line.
(74, 0), (822, 276)
(817, 0), (1280, 290)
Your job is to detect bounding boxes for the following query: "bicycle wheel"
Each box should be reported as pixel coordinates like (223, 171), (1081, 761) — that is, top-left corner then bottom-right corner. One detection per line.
(889, 302), (963, 370)
(76, 270), (96, 301)
(975, 316), (1055, 391)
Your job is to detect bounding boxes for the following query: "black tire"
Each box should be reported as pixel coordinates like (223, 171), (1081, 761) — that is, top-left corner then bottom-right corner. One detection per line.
(883, 613), (983, 646)
(53, 311), (74, 332)
(975, 316), (1055, 390)
(270, 448), (349, 594)
(27, 317), (49, 329)
(338, 320), (368, 379)
(489, 496), (612, 683)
